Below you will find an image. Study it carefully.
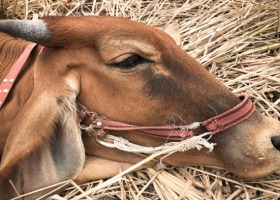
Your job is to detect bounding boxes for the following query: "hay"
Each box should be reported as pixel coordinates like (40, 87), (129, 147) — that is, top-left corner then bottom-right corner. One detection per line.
(1, 0), (280, 199)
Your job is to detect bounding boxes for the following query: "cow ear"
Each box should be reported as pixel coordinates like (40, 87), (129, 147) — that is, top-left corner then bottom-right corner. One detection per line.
(0, 88), (85, 198)
(163, 21), (181, 45)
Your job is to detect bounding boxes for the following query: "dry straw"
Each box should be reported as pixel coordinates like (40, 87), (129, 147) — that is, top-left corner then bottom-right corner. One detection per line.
(1, 0), (280, 199)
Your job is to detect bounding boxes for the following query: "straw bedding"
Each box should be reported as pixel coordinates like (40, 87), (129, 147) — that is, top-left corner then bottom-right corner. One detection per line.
(1, 0), (280, 199)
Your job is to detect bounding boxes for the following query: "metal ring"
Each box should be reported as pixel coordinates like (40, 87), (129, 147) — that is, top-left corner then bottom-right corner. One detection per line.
(78, 121), (87, 130)
(180, 133), (186, 138)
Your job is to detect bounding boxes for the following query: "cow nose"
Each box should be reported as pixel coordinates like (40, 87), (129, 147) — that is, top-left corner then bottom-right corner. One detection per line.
(271, 136), (280, 151)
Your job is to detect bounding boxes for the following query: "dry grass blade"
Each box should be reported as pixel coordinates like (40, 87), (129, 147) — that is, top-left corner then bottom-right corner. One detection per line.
(2, 0), (280, 199)
(72, 133), (212, 199)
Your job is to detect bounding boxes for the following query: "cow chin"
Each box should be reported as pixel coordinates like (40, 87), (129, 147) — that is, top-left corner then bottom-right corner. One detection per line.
(212, 111), (280, 179)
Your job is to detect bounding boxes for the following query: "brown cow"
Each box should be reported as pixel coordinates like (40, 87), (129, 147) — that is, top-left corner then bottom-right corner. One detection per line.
(0, 16), (280, 199)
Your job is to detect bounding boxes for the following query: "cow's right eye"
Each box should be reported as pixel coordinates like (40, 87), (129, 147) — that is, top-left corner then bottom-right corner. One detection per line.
(114, 55), (149, 69)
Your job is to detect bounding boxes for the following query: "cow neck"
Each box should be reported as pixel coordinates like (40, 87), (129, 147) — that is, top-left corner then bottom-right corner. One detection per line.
(0, 43), (37, 109)
(79, 93), (256, 141)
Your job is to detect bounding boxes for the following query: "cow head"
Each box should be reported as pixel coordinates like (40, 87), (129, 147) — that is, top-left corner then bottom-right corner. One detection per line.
(0, 16), (280, 198)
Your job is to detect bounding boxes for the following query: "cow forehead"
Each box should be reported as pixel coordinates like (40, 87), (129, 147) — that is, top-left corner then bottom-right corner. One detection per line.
(94, 17), (175, 45)
(44, 16), (176, 49)
(46, 17), (176, 63)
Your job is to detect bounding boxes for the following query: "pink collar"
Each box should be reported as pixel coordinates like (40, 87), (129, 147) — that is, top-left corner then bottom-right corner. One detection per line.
(0, 43), (37, 109)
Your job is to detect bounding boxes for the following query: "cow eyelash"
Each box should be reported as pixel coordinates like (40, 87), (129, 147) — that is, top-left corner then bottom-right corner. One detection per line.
(114, 55), (148, 69)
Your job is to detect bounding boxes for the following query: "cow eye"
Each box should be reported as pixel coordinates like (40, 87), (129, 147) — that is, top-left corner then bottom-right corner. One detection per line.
(114, 55), (148, 69)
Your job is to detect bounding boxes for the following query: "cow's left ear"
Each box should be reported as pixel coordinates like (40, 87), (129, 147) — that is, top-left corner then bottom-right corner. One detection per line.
(163, 21), (181, 45)
(0, 80), (85, 198)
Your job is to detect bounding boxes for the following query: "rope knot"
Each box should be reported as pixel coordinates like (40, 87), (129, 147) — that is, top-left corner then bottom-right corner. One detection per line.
(185, 122), (201, 130)
(115, 137), (129, 145)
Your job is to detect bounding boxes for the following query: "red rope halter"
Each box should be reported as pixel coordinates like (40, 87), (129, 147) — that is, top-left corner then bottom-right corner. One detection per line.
(79, 94), (255, 141)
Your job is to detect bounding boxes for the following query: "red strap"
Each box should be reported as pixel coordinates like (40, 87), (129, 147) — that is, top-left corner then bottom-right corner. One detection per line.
(94, 118), (195, 139)
(80, 93), (255, 141)
(202, 94), (255, 135)
(0, 43), (37, 109)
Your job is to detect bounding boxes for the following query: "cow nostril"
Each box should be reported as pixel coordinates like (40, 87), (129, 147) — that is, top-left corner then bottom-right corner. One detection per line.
(271, 136), (280, 151)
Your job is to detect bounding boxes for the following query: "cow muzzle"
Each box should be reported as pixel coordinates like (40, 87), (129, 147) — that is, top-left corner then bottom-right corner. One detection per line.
(212, 112), (280, 179)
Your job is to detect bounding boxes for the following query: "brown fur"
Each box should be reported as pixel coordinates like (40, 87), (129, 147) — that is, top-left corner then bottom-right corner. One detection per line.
(0, 33), (29, 82)
(0, 16), (280, 199)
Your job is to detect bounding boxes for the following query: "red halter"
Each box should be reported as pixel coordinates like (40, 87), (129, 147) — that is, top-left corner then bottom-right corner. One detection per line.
(79, 93), (255, 141)
(0, 42), (256, 141)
